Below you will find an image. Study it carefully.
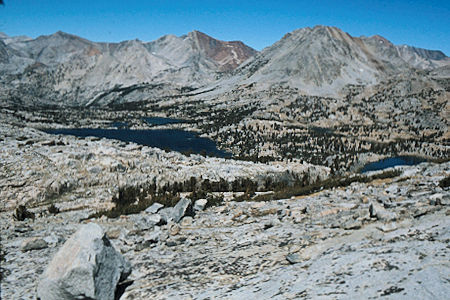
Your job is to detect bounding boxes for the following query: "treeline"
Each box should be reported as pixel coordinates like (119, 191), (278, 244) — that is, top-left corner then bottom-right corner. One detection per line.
(89, 172), (315, 218)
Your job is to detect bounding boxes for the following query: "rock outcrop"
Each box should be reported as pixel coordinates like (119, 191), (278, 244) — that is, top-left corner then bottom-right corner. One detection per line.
(1, 162), (448, 299)
(0, 24), (449, 300)
(36, 223), (131, 300)
(0, 123), (328, 212)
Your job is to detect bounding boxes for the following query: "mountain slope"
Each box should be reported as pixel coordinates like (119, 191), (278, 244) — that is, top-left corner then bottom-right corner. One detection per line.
(395, 44), (449, 70)
(233, 26), (448, 96)
(0, 31), (256, 106)
(0, 26), (448, 106)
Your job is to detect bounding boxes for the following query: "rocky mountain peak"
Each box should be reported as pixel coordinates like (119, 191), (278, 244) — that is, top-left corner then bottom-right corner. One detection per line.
(0, 26), (448, 106)
(287, 25), (352, 42)
(237, 25), (386, 93)
(39, 30), (89, 44)
(0, 32), (32, 45)
(367, 34), (394, 46)
(397, 45), (446, 60)
(0, 29), (258, 106)
(235, 25), (449, 96)
(395, 44), (449, 69)
(188, 30), (257, 71)
(54, 30), (69, 37)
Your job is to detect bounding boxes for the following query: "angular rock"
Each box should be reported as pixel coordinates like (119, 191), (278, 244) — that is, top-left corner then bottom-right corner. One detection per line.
(133, 214), (162, 231)
(286, 253), (302, 264)
(159, 198), (194, 223)
(21, 237), (48, 251)
(376, 223), (398, 233)
(158, 207), (175, 224)
(180, 216), (193, 227)
(14, 225), (31, 233)
(172, 197), (194, 223)
(166, 240), (178, 247)
(143, 228), (162, 244)
(413, 207), (436, 219)
(145, 202), (164, 214)
(429, 193), (443, 206)
(135, 241), (154, 251)
(342, 219), (362, 230)
(106, 228), (123, 240)
(369, 202), (397, 222)
(43, 234), (60, 247)
(194, 199), (208, 211)
(37, 223), (131, 300)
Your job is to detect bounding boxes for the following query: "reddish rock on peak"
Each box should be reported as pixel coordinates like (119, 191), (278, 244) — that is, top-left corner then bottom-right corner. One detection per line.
(189, 30), (257, 71)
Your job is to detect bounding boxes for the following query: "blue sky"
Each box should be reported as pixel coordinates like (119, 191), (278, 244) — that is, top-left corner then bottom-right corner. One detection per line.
(0, 0), (448, 54)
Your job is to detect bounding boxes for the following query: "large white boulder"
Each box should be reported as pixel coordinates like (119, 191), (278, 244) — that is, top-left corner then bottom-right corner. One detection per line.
(37, 223), (131, 300)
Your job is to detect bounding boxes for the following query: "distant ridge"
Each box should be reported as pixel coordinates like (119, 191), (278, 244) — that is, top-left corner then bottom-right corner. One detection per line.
(233, 25), (449, 95)
(0, 25), (448, 106)
(0, 30), (257, 106)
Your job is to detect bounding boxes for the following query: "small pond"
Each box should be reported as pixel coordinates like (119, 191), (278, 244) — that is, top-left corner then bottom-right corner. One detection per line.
(44, 128), (231, 158)
(360, 156), (427, 173)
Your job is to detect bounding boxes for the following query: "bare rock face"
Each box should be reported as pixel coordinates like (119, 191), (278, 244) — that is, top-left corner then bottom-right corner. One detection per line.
(1, 161), (449, 299)
(0, 30), (257, 107)
(1, 26), (448, 106)
(189, 30), (257, 71)
(236, 25), (449, 96)
(36, 223), (131, 300)
(395, 44), (449, 70)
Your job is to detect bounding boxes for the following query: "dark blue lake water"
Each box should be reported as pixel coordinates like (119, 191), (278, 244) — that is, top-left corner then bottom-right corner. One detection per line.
(143, 117), (186, 125)
(109, 117), (185, 129)
(44, 128), (231, 158)
(361, 156), (427, 173)
(110, 121), (128, 129)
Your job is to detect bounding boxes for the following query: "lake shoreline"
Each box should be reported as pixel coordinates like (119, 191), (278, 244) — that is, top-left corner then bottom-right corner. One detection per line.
(42, 127), (232, 158)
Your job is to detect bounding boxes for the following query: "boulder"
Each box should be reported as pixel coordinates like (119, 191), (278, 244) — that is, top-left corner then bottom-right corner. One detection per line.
(194, 199), (208, 211)
(158, 207), (174, 224)
(369, 202), (397, 222)
(143, 227), (162, 244)
(159, 198), (194, 223)
(21, 237), (48, 252)
(132, 214), (162, 231)
(172, 197), (194, 223)
(342, 219), (362, 230)
(286, 253), (302, 264)
(376, 222), (398, 233)
(145, 202), (164, 214)
(180, 216), (193, 227)
(37, 223), (131, 300)
(429, 193), (443, 206)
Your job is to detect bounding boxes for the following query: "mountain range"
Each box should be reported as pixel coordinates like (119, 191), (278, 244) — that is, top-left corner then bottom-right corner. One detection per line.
(0, 25), (448, 107)
(234, 26), (448, 95)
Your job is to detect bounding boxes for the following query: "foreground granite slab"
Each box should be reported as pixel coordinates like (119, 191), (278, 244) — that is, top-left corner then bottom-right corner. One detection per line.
(1, 161), (449, 299)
